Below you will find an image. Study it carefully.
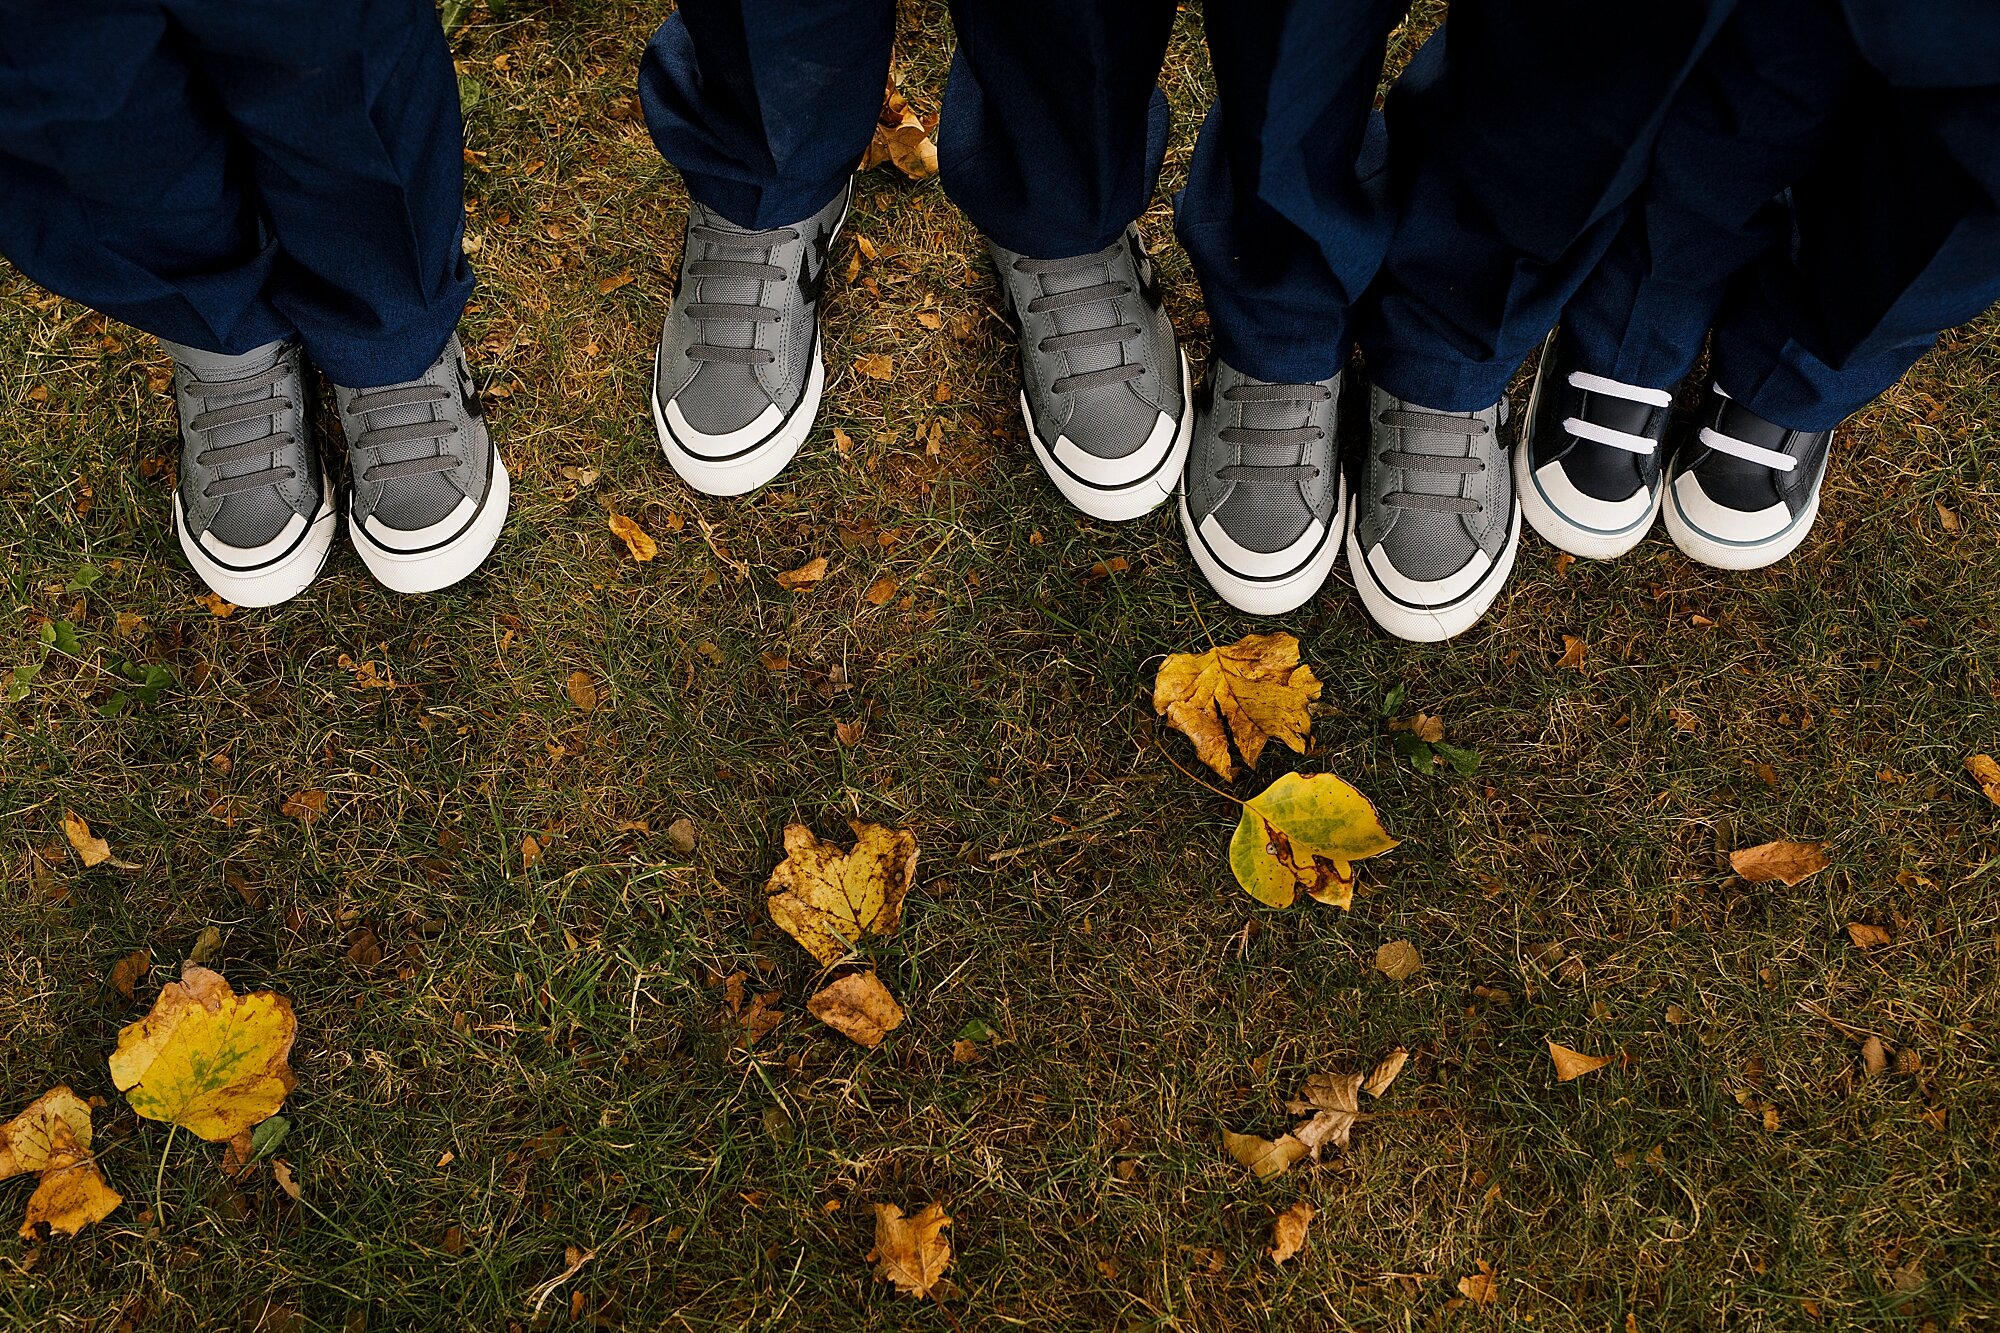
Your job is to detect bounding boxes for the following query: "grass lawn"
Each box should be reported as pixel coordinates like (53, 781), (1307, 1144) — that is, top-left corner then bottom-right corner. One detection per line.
(4, 2), (1999, 1328)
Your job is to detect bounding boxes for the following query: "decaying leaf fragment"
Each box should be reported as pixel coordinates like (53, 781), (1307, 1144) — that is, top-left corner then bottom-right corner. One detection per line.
(608, 513), (657, 562)
(62, 811), (111, 867)
(1224, 1050), (1409, 1180)
(1229, 772), (1398, 909)
(3, 1088), (121, 1239)
(766, 822), (918, 966)
(1222, 1129), (1308, 1181)
(109, 964), (297, 1141)
(1154, 632), (1322, 780)
(1269, 1201), (1315, 1264)
(807, 972), (905, 1047)
(869, 1202), (952, 1297)
(1965, 753), (2000, 807)
(861, 86), (938, 181)
(1729, 839), (1828, 885)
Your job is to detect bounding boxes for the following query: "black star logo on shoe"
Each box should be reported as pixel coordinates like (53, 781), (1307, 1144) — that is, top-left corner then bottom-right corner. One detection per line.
(1126, 230), (1163, 309)
(796, 224), (835, 307)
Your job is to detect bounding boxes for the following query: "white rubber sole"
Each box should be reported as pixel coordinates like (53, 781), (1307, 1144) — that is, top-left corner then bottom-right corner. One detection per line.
(654, 347), (823, 497)
(1515, 354), (1662, 560)
(1345, 501), (1522, 643)
(1023, 352), (1194, 523)
(1179, 477), (1345, 618)
(1661, 460), (1824, 571)
(349, 454), (511, 594)
(174, 478), (336, 608)
(1514, 442), (1662, 560)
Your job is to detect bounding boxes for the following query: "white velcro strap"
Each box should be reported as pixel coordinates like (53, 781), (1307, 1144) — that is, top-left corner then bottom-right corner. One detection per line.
(1563, 416), (1657, 455)
(1567, 370), (1673, 407)
(1699, 425), (1797, 472)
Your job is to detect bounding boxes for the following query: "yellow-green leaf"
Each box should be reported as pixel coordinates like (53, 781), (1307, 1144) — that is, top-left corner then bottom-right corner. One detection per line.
(1229, 772), (1398, 909)
(108, 964), (297, 1142)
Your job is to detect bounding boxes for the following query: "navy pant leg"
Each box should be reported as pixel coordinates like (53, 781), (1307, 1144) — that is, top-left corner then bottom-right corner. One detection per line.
(0, 0), (471, 386)
(1562, 0), (1862, 391)
(939, 0), (1175, 258)
(1174, 0), (1406, 385)
(1713, 78), (2000, 430)
(1358, 0), (1739, 411)
(639, 0), (893, 230)
(0, 4), (287, 358)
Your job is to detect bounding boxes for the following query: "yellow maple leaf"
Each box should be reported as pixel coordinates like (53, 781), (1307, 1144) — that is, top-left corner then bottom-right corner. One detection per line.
(1229, 772), (1398, 909)
(766, 822), (918, 966)
(108, 964), (297, 1142)
(1154, 632), (1321, 780)
(868, 1202), (952, 1298)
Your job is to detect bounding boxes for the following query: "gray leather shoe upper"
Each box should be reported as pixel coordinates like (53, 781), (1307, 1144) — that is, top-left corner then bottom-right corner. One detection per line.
(334, 332), (496, 538)
(167, 338), (323, 551)
(1353, 384), (1514, 581)
(1185, 359), (1342, 553)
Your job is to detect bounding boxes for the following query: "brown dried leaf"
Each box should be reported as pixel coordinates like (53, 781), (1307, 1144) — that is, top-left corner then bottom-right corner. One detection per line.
(1730, 840), (1829, 885)
(1862, 1035), (1889, 1078)
(1846, 922), (1891, 949)
(775, 557), (829, 591)
(869, 1202), (952, 1298)
(1965, 753), (2000, 807)
(807, 972), (905, 1048)
(1556, 636), (1587, 670)
(854, 353), (894, 381)
(279, 790), (327, 824)
(1374, 939), (1422, 981)
(62, 812), (110, 868)
(860, 87), (939, 181)
(1269, 1201), (1315, 1264)
(565, 671), (598, 713)
(1221, 1129), (1307, 1181)
(1458, 1263), (1500, 1306)
(108, 950), (151, 1001)
(1547, 1039), (1612, 1081)
(1363, 1047), (1410, 1098)
(607, 513), (657, 562)
(864, 575), (899, 607)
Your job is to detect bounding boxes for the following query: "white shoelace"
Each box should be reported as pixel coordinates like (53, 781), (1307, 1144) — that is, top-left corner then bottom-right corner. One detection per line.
(1698, 426), (1798, 472)
(1562, 370), (1673, 455)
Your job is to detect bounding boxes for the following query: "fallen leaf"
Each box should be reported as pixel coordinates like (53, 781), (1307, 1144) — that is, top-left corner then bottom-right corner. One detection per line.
(271, 1158), (300, 1201)
(765, 822), (918, 966)
(1862, 1035), (1889, 1078)
(855, 353), (894, 381)
(1847, 922), (1891, 949)
(187, 926), (224, 968)
(279, 789), (327, 824)
(666, 818), (698, 854)
(608, 513), (657, 562)
(807, 972), (905, 1047)
(62, 812), (110, 867)
(870, 1201), (952, 1298)
(1363, 1048), (1410, 1098)
(108, 950), (151, 1001)
(864, 575), (899, 606)
(565, 671), (598, 713)
(1374, 940), (1422, 982)
(833, 427), (854, 454)
(1938, 501), (1961, 534)
(759, 651), (790, 673)
(21, 1145), (121, 1240)
(1221, 1129), (1308, 1181)
(1557, 636), (1587, 670)
(736, 991), (784, 1046)
(1286, 1071), (1366, 1158)
(776, 557), (829, 591)
(860, 86), (939, 181)
(0, 1089), (94, 1182)
(834, 720), (864, 747)
(195, 592), (237, 618)
(950, 1039), (984, 1064)
(1458, 1262), (1500, 1306)
(108, 964), (296, 1141)
(1229, 772), (1398, 910)
(1965, 754), (2000, 807)
(1269, 1201), (1315, 1264)
(596, 272), (635, 295)
(1153, 632), (1323, 780)
(1547, 1039), (1612, 1082)
(1730, 840), (1829, 885)
(521, 834), (542, 868)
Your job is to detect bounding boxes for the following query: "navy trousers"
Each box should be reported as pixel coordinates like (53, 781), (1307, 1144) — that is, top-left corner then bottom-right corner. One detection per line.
(0, 0), (471, 387)
(642, 1), (1738, 398)
(1565, 0), (2000, 431)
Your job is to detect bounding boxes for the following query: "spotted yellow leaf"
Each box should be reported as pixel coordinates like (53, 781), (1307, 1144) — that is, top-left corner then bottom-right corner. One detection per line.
(108, 964), (296, 1142)
(3, 1087), (120, 1238)
(765, 822), (917, 966)
(1229, 772), (1398, 909)
(1154, 632), (1321, 780)
(0, 1087), (94, 1182)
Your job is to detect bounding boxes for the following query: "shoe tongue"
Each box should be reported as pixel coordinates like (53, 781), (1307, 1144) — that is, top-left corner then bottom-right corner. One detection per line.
(170, 338), (284, 379)
(1042, 250), (1124, 377)
(692, 207), (770, 352)
(1234, 393), (1312, 470)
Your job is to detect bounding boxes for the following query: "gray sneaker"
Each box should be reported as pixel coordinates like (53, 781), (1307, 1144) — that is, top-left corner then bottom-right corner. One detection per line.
(652, 181), (851, 496)
(1345, 383), (1520, 642)
(991, 225), (1191, 522)
(1179, 359), (1346, 616)
(166, 337), (336, 607)
(333, 332), (510, 594)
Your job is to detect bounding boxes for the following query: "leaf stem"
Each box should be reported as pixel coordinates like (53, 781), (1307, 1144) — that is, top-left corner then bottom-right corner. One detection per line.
(152, 1122), (178, 1227)
(1157, 740), (1247, 807)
